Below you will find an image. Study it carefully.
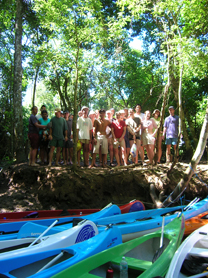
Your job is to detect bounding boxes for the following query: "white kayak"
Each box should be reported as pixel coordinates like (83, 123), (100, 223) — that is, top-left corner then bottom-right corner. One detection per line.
(0, 219), (98, 262)
(166, 222), (208, 278)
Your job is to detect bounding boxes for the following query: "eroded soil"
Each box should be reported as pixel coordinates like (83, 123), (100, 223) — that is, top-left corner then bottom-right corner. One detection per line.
(0, 162), (207, 212)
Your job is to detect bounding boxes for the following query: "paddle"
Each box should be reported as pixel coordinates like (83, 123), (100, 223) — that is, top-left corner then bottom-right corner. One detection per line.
(29, 219), (59, 247)
(187, 272), (208, 278)
(152, 216), (165, 263)
(36, 250), (66, 273)
(184, 197), (200, 211)
(101, 203), (112, 210)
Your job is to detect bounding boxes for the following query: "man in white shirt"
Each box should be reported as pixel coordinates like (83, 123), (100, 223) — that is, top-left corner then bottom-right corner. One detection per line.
(77, 106), (93, 166)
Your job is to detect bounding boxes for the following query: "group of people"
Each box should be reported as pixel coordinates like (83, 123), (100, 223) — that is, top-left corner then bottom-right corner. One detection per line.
(28, 104), (179, 167)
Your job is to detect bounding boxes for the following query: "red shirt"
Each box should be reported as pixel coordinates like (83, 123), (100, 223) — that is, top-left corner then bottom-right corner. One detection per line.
(111, 120), (126, 138)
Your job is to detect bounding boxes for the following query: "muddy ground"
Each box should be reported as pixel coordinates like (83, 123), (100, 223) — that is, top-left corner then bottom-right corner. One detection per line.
(0, 162), (207, 212)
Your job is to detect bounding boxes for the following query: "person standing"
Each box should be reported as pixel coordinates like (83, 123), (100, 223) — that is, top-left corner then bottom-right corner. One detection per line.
(142, 110), (158, 165)
(48, 108), (68, 166)
(162, 106), (179, 162)
(126, 108), (141, 163)
(134, 104), (145, 163)
(111, 112), (127, 166)
(28, 106), (46, 166)
(105, 110), (114, 166)
(89, 109), (111, 168)
(76, 106), (93, 167)
(151, 109), (163, 163)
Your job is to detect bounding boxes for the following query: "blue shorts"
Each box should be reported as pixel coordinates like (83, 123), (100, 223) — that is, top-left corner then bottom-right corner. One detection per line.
(165, 137), (178, 145)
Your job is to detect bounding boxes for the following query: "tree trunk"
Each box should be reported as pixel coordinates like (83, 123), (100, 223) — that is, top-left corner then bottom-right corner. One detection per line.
(55, 69), (68, 110)
(72, 45), (80, 168)
(32, 65), (40, 107)
(13, 0), (26, 162)
(184, 108), (198, 148)
(163, 101), (208, 207)
(154, 28), (170, 165)
(171, 76), (193, 158)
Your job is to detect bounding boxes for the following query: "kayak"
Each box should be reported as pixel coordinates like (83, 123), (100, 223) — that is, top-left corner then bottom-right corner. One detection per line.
(0, 199), (145, 223)
(51, 214), (185, 278)
(94, 197), (208, 242)
(166, 222), (208, 278)
(184, 210), (208, 236)
(0, 203), (182, 243)
(0, 225), (122, 278)
(1, 197), (207, 243)
(0, 219), (99, 263)
(0, 203), (121, 239)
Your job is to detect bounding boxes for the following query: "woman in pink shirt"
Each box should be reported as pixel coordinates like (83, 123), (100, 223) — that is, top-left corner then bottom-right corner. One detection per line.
(142, 110), (158, 164)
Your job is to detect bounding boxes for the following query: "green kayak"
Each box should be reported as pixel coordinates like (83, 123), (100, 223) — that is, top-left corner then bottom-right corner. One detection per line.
(52, 214), (185, 278)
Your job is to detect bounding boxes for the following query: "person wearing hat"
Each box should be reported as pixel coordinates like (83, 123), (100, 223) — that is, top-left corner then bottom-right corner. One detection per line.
(151, 109), (163, 163)
(162, 106), (179, 163)
(48, 108), (68, 166)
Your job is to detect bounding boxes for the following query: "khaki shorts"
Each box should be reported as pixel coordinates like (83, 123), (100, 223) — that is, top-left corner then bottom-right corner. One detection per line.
(80, 139), (90, 144)
(142, 133), (155, 146)
(113, 138), (126, 149)
(93, 135), (108, 154)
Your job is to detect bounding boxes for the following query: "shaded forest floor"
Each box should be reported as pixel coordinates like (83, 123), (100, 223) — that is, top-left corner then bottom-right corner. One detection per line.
(0, 161), (208, 212)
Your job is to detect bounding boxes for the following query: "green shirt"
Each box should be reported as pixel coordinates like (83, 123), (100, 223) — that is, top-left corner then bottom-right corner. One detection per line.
(50, 117), (68, 140)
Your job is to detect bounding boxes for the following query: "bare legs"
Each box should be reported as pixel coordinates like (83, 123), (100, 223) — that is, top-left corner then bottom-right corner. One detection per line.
(48, 146), (61, 166)
(166, 144), (178, 162)
(144, 144), (154, 164)
(29, 148), (38, 166)
(77, 143), (90, 166)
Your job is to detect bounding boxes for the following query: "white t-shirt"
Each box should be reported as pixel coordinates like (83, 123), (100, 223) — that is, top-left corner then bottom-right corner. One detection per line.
(77, 117), (93, 140)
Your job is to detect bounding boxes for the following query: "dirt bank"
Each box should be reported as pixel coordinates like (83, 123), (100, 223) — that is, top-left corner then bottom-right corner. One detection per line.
(0, 162), (207, 212)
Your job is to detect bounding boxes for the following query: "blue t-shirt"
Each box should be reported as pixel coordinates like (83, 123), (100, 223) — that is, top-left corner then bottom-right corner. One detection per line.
(39, 118), (50, 135)
(164, 115), (179, 138)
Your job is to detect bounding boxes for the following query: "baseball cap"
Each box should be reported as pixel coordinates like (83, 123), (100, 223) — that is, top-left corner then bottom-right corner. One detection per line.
(168, 106), (175, 110)
(55, 108), (61, 113)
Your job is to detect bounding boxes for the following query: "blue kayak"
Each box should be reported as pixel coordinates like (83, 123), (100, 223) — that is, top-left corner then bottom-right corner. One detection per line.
(94, 197), (208, 241)
(0, 203), (121, 240)
(1, 197), (207, 245)
(0, 225), (122, 278)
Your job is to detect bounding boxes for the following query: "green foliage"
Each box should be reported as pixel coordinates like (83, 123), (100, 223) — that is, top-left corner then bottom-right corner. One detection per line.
(0, 0), (207, 162)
